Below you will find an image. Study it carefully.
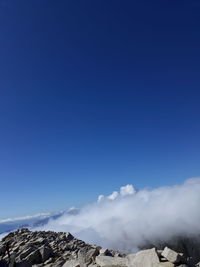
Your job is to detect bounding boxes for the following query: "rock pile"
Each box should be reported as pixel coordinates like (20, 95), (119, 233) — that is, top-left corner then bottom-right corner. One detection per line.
(0, 229), (198, 266)
(141, 234), (200, 266)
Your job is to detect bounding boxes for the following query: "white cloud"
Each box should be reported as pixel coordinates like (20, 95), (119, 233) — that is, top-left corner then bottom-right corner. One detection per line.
(107, 191), (119, 200)
(97, 195), (105, 202)
(120, 184), (136, 196)
(35, 177), (200, 252)
(98, 184), (136, 202)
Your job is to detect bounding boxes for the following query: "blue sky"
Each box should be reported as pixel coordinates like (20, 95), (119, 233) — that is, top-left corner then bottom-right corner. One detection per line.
(0, 0), (200, 218)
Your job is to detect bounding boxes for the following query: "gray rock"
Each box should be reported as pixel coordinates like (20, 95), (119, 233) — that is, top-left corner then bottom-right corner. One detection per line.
(78, 247), (99, 265)
(95, 255), (127, 267)
(126, 248), (160, 267)
(161, 247), (181, 263)
(39, 245), (54, 262)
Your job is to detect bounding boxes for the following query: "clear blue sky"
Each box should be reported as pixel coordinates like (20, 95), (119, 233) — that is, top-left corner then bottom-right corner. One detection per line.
(0, 0), (200, 218)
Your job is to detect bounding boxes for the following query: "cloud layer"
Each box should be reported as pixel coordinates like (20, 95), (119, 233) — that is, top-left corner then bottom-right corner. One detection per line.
(36, 178), (200, 252)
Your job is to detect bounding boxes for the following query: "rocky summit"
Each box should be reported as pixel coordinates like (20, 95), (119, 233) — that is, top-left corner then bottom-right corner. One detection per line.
(0, 229), (199, 267)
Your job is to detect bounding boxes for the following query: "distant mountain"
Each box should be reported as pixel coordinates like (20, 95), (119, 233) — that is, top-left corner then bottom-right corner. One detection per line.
(0, 207), (79, 235)
(0, 212), (62, 234)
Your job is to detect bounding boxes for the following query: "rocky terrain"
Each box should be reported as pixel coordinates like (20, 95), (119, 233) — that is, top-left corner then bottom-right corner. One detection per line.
(0, 229), (199, 267)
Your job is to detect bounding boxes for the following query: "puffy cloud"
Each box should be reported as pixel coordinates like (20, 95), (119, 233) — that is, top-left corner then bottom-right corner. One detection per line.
(120, 184), (136, 196)
(98, 184), (136, 202)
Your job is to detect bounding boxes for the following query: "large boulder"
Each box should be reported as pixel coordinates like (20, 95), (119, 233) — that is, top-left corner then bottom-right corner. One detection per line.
(126, 248), (160, 267)
(161, 247), (181, 263)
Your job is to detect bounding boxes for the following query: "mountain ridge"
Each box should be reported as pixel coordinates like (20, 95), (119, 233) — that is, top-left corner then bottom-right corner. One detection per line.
(0, 229), (199, 267)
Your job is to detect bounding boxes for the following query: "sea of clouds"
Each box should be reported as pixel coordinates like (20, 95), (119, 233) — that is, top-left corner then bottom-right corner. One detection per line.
(33, 177), (200, 252)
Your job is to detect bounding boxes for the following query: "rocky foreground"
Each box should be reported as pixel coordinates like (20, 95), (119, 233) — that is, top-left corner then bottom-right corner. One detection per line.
(0, 229), (199, 267)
